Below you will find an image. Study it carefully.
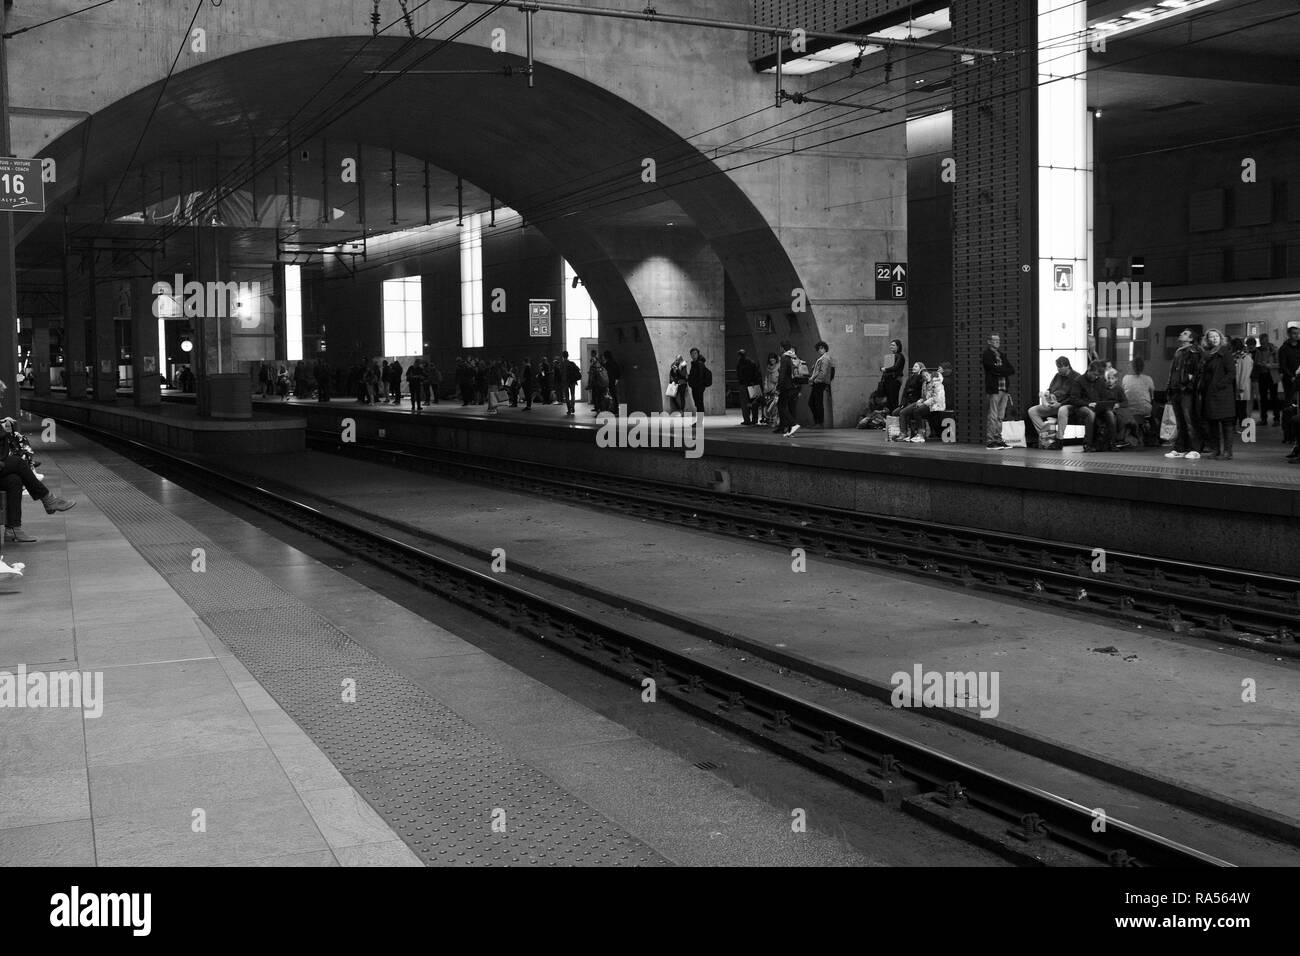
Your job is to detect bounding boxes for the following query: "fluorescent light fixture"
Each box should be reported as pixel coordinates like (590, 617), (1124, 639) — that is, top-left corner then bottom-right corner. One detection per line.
(1088, 0), (1221, 38)
(762, 7), (948, 74)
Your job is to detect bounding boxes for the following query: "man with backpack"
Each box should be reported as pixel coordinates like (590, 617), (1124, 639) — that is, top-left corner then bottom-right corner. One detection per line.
(774, 340), (806, 437)
(688, 348), (712, 415)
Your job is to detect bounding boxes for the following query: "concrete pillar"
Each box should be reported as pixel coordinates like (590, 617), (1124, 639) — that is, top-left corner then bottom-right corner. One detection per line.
(63, 253), (87, 399)
(131, 276), (161, 406)
(594, 226), (726, 415)
(31, 319), (50, 397)
(194, 228), (251, 419)
(88, 254), (118, 403)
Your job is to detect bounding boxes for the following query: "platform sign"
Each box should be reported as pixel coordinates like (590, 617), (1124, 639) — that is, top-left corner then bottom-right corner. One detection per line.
(528, 300), (552, 337)
(1053, 264), (1074, 290)
(0, 158), (44, 213)
(874, 262), (907, 300)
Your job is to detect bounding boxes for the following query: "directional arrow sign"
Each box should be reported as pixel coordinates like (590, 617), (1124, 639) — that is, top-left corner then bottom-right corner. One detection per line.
(875, 262), (907, 301)
(0, 158), (45, 213)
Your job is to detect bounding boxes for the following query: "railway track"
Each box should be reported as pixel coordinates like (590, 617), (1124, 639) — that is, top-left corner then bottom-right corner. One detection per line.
(307, 429), (1300, 658)
(61, 418), (1243, 867)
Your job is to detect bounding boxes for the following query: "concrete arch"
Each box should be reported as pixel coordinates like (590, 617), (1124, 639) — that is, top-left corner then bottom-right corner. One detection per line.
(25, 36), (819, 414)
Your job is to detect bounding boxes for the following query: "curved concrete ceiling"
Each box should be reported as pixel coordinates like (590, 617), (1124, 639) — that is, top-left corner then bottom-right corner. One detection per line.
(26, 35), (805, 315)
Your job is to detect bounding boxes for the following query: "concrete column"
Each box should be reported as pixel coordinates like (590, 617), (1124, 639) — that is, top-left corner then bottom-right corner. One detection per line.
(63, 253), (87, 399)
(88, 254), (118, 403)
(131, 276), (161, 406)
(31, 318), (50, 397)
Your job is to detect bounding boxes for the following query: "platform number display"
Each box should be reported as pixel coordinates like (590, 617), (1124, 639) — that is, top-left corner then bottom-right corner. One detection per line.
(875, 262), (907, 301)
(0, 158), (44, 213)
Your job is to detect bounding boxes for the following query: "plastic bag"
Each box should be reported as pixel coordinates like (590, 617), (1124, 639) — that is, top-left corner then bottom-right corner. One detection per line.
(1159, 404), (1177, 442)
(1001, 420), (1027, 448)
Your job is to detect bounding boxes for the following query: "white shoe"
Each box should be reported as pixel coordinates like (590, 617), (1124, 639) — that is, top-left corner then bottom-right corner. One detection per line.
(787, 424), (800, 437)
(909, 435), (925, 443)
(1184, 450), (1201, 460)
(1164, 450), (1185, 458)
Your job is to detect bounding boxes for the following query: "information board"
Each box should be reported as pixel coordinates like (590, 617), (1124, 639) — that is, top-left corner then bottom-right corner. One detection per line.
(0, 158), (44, 213)
(528, 300), (552, 338)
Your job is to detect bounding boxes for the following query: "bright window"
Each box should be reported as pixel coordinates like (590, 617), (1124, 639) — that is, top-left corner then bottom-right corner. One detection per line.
(383, 276), (423, 357)
(460, 215), (484, 349)
(285, 264), (304, 361)
(563, 260), (598, 361)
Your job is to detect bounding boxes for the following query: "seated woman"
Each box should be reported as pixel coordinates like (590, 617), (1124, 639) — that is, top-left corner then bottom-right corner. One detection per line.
(895, 362), (925, 415)
(897, 368), (945, 443)
(0, 390), (76, 543)
(1107, 367), (1140, 448)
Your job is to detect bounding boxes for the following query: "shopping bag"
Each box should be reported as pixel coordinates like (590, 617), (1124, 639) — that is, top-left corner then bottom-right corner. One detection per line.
(1063, 424), (1086, 440)
(1159, 404), (1177, 442)
(885, 415), (901, 440)
(665, 382), (680, 398)
(747, 385), (762, 400)
(1001, 420), (1027, 448)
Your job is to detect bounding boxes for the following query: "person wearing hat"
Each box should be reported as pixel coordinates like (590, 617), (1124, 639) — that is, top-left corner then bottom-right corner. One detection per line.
(736, 348), (762, 426)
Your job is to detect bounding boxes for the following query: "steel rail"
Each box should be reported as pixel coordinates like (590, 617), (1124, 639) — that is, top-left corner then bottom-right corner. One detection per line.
(308, 432), (1300, 656)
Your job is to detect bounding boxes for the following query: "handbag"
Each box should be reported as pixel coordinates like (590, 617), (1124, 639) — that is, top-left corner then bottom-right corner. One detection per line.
(666, 382), (681, 398)
(747, 385), (761, 400)
(1001, 420), (1027, 448)
(1159, 404), (1177, 442)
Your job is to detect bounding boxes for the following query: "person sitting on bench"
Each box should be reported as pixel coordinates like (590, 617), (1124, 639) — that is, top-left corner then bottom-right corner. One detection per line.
(0, 381), (76, 543)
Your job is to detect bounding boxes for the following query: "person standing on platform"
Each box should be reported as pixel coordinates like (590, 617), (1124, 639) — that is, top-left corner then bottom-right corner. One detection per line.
(982, 333), (1015, 449)
(276, 365), (290, 401)
(550, 356), (564, 405)
(687, 348), (711, 416)
(1279, 325), (1300, 412)
(736, 349), (762, 426)
(1164, 330), (1204, 460)
(407, 360), (426, 414)
(425, 361), (440, 404)
(774, 340), (802, 438)
(314, 359), (331, 402)
(1199, 329), (1236, 460)
(538, 357), (553, 406)
(561, 351), (581, 416)
(879, 339), (906, 410)
(603, 351), (622, 409)
(379, 361), (390, 401)
(520, 359), (536, 412)
(456, 358), (475, 406)
(808, 341), (835, 428)
(1232, 337), (1253, 429)
(667, 355), (689, 413)
(387, 359), (402, 405)
(761, 353), (780, 426)
(588, 350), (610, 414)
(1253, 333), (1280, 425)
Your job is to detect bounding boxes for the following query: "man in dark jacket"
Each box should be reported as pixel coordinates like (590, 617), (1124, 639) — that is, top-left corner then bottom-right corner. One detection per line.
(1078, 359), (1115, 452)
(982, 333), (1015, 449)
(687, 348), (710, 415)
(1164, 329), (1204, 459)
(736, 349), (762, 425)
(1028, 356), (1087, 449)
(561, 351), (581, 416)
(314, 359), (332, 403)
(1279, 324), (1300, 409)
(537, 357), (552, 405)
(520, 359), (535, 411)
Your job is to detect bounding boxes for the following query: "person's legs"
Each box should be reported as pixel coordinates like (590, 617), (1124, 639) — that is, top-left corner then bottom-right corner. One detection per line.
(2, 473), (23, 528)
(1221, 418), (1234, 458)
(1056, 405), (1072, 442)
(987, 391), (1010, 444)
(809, 385), (824, 426)
(690, 386), (704, 415)
(1028, 403), (1055, 442)
(0, 457), (50, 503)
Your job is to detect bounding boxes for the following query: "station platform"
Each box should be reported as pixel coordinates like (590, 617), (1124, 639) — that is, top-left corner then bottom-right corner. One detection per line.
(245, 394), (1300, 577)
(213, 443), (1300, 860)
(0, 424), (893, 867)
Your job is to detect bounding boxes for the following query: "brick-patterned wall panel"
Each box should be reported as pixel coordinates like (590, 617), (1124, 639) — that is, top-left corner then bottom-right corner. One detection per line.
(951, 0), (1035, 443)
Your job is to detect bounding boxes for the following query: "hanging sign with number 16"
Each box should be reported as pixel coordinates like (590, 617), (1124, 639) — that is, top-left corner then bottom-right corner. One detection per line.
(0, 158), (44, 213)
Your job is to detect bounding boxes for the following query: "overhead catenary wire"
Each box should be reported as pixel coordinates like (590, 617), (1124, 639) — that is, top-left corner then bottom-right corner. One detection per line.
(2, 0), (119, 39)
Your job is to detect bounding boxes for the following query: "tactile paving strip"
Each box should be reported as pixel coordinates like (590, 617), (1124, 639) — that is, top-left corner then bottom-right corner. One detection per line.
(58, 453), (668, 867)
